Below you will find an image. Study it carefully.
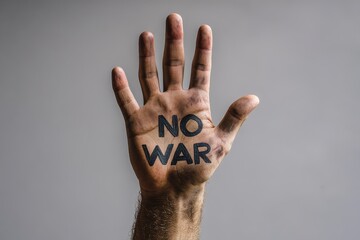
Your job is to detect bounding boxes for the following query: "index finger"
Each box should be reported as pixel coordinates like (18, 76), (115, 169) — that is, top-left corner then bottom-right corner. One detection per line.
(189, 25), (212, 92)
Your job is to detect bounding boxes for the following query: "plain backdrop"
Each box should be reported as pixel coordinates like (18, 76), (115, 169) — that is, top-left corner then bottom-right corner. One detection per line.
(0, 0), (359, 239)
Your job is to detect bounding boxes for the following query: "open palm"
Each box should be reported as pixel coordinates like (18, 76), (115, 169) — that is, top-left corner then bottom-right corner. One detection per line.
(112, 14), (259, 194)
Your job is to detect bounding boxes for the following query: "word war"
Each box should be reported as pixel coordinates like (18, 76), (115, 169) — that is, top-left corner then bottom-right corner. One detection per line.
(142, 114), (212, 166)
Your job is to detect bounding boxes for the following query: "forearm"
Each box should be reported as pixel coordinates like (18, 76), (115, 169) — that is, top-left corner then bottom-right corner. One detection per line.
(132, 184), (206, 240)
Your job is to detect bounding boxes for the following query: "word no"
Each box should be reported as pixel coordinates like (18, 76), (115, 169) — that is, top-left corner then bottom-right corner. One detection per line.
(142, 114), (211, 166)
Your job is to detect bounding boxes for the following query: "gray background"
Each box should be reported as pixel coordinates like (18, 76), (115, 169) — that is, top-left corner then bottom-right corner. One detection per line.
(0, 0), (359, 239)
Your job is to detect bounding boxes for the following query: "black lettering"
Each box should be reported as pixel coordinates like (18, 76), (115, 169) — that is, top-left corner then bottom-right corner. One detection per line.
(159, 115), (178, 137)
(180, 114), (203, 137)
(194, 142), (211, 164)
(171, 143), (193, 165)
(142, 144), (174, 166)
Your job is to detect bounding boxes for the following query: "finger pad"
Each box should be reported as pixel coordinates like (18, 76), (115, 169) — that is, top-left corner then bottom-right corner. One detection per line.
(139, 32), (155, 57)
(197, 25), (212, 50)
(166, 13), (183, 40)
(112, 67), (128, 91)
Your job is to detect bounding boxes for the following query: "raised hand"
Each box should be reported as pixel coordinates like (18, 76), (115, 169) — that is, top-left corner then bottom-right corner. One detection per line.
(112, 13), (259, 240)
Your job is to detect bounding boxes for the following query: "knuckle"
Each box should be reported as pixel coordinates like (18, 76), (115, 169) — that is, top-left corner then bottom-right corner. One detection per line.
(164, 58), (184, 67)
(193, 63), (208, 71)
(229, 103), (245, 120)
(140, 70), (157, 79)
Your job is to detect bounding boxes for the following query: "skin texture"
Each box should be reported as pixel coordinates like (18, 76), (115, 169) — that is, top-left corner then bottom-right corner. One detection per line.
(112, 13), (259, 240)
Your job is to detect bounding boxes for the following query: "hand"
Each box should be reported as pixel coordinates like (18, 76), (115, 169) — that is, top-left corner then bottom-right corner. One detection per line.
(112, 13), (259, 195)
(112, 13), (259, 239)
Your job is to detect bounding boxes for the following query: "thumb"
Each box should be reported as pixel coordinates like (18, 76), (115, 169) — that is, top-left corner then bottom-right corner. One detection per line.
(216, 94), (259, 149)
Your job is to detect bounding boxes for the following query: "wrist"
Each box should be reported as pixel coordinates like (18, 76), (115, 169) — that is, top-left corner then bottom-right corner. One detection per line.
(140, 183), (206, 201)
(140, 184), (206, 221)
(133, 184), (206, 239)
